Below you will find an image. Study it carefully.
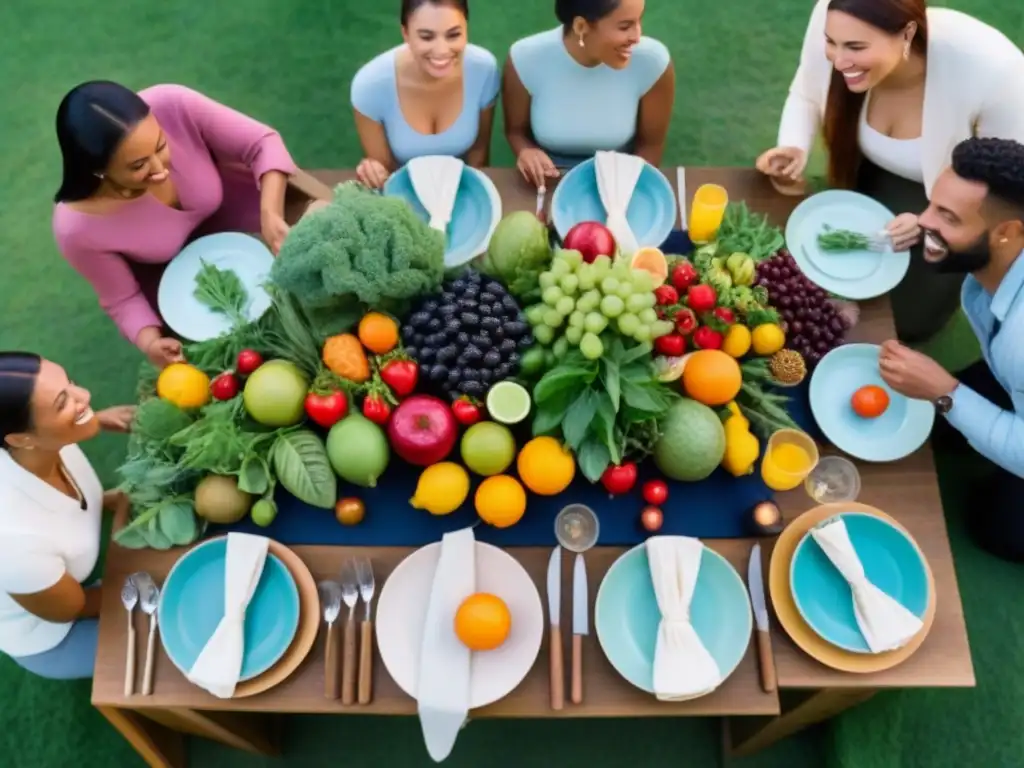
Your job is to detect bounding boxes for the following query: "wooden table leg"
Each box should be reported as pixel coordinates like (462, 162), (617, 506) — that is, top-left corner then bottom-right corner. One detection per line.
(96, 706), (186, 768)
(723, 688), (877, 758)
(139, 709), (281, 757)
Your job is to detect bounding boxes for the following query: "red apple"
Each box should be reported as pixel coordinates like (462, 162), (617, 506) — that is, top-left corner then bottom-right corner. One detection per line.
(564, 221), (617, 264)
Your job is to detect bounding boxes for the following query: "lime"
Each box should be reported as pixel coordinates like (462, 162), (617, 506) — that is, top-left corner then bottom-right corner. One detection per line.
(461, 422), (516, 476)
(486, 381), (532, 425)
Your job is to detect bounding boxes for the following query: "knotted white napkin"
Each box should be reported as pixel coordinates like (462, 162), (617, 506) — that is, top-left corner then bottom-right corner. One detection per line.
(647, 536), (722, 700)
(417, 527), (475, 762)
(187, 533), (269, 698)
(407, 155), (465, 232)
(810, 517), (924, 653)
(594, 150), (644, 256)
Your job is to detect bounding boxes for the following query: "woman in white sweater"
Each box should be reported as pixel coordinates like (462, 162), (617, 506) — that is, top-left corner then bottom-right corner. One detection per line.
(756, 0), (1024, 343)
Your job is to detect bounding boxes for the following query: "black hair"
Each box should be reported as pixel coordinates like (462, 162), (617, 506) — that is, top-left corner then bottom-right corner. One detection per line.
(555, 0), (622, 31)
(54, 80), (151, 203)
(951, 138), (1024, 212)
(0, 352), (42, 450)
(400, 0), (469, 25)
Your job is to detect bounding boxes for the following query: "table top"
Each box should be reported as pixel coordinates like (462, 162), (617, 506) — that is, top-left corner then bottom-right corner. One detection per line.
(93, 166), (974, 717)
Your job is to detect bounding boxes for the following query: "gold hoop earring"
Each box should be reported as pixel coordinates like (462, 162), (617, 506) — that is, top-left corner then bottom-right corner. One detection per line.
(578, 33), (585, 48)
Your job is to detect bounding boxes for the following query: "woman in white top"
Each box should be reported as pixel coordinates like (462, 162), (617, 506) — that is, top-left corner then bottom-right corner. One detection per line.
(0, 352), (134, 679)
(756, 0), (1024, 343)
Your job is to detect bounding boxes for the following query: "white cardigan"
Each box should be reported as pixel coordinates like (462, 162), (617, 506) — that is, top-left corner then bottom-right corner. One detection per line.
(777, 2), (1024, 194)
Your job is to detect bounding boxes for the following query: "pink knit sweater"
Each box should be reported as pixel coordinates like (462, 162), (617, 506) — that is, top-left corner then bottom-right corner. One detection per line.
(52, 84), (297, 342)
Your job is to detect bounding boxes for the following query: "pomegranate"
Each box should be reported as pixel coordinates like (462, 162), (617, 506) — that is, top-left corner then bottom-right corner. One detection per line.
(564, 221), (617, 264)
(386, 395), (457, 466)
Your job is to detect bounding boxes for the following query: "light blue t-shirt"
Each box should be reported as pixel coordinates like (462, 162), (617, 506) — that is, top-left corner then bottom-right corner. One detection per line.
(350, 44), (500, 166)
(509, 28), (671, 167)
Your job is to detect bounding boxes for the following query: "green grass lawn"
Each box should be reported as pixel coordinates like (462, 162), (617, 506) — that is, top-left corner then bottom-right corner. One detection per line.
(0, 0), (1021, 765)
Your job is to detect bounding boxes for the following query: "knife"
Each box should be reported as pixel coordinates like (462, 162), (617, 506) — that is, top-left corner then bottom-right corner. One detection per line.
(571, 553), (588, 704)
(676, 167), (688, 230)
(747, 543), (777, 693)
(546, 546), (564, 710)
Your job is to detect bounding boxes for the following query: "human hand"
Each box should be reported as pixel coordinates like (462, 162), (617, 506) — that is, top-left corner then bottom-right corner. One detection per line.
(260, 211), (290, 255)
(755, 146), (808, 182)
(878, 340), (958, 401)
(356, 158), (391, 189)
(516, 148), (560, 189)
(97, 405), (136, 433)
(104, 489), (131, 531)
(145, 336), (184, 369)
(885, 213), (922, 252)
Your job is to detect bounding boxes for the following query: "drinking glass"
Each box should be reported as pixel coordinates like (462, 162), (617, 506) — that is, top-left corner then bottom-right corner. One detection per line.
(761, 429), (819, 492)
(689, 184), (729, 243)
(805, 455), (861, 503)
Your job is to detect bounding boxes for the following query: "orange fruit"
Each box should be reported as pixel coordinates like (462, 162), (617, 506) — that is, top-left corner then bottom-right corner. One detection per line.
(454, 592), (512, 651)
(517, 437), (575, 495)
(357, 312), (399, 355)
(682, 349), (742, 406)
(156, 363), (211, 409)
(851, 385), (890, 418)
(630, 247), (669, 287)
(475, 475), (527, 528)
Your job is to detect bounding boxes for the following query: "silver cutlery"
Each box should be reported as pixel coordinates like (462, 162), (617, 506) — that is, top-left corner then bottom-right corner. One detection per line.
(676, 167), (688, 230)
(546, 546), (564, 710)
(317, 580), (342, 699)
(571, 553), (589, 704)
(355, 557), (376, 705)
(132, 573), (160, 696)
(747, 543), (777, 693)
(120, 577), (138, 696)
(340, 561), (360, 705)
(535, 185), (547, 222)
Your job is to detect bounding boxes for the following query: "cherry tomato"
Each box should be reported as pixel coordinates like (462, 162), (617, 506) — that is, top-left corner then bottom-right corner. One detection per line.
(451, 398), (482, 426)
(851, 385), (889, 418)
(362, 395), (391, 425)
(304, 390), (348, 428)
(236, 349), (264, 376)
(642, 479), (669, 506)
(601, 462), (638, 496)
(640, 506), (664, 533)
(380, 359), (418, 398)
(210, 372), (239, 400)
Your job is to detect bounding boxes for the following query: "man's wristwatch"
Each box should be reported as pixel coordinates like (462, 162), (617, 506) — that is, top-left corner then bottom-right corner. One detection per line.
(934, 395), (953, 415)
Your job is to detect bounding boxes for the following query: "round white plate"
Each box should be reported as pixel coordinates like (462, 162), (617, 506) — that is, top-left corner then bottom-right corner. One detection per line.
(158, 232), (274, 341)
(376, 540), (544, 707)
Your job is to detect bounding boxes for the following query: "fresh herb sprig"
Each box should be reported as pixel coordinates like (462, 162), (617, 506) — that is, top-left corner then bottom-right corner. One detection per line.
(194, 260), (250, 328)
(816, 225), (872, 252)
(715, 202), (786, 262)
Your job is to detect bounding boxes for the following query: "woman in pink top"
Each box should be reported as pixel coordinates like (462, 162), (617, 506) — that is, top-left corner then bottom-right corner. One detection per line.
(52, 82), (298, 368)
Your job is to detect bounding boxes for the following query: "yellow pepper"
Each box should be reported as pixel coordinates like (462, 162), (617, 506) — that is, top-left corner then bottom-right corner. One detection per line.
(722, 413), (760, 477)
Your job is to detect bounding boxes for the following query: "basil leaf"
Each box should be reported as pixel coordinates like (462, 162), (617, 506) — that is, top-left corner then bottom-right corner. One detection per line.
(113, 525), (149, 549)
(600, 358), (621, 413)
(532, 403), (568, 436)
(533, 365), (589, 405)
(238, 454), (271, 496)
(271, 429), (337, 509)
(562, 391), (599, 451)
(622, 382), (667, 413)
(158, 501), (199, 546)
(594, 399), (620, 465)
(145, 516), (173, 550)
(616, 341), (652, 366)
(576, 436), (612, 483)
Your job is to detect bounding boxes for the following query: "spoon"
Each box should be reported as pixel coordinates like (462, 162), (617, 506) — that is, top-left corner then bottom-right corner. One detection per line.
(318, 580), (342, 699)
(132, 573), (160, 696)
(120, 577), (139, 696)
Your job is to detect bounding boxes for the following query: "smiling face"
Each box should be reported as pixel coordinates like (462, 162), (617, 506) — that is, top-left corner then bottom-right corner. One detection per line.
(103, 113), (171, 191)
(917, 168), (994, 274)
(4, 359), (99, 451)
(824, 11), (913, 92)
(575, 0), (645, 70)
(402, 2), (468, 79)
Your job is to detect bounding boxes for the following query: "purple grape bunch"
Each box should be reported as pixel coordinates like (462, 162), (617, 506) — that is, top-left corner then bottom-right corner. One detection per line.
(755, 249), (850, 367)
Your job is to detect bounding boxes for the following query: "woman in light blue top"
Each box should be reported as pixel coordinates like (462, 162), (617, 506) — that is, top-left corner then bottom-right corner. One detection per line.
(503, 0), (675, 187)
(350, 0), (500, 188)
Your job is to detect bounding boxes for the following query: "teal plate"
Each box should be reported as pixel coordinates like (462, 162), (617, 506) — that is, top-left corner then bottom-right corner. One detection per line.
(595, 541), (752, 693)
(786, 190), (909, 300)
(790, 512), (929, 654)
(159, 537), (300, 682)
(810, 343), (934, 462)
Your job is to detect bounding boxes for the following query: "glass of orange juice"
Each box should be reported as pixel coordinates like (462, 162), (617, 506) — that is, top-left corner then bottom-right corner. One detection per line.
(689, 184), (729, 243)
(761, 429), (819, 492)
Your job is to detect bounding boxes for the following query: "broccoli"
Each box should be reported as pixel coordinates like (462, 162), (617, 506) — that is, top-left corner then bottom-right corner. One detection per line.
(271, 182), (446, 335)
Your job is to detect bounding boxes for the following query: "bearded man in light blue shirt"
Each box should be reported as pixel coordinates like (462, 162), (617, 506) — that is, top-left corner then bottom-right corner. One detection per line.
(879, 137), (1024, 562)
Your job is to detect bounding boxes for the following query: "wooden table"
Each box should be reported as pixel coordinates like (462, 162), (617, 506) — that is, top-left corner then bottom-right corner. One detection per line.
(93, 167), (973, 767)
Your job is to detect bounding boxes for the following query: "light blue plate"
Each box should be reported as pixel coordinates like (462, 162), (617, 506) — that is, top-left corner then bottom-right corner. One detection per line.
(159, 538), (300, 682)
(158, 232), (274, 342)
(810, 343), (934, 462)
(786, 190), (910, 300)
(595, 541), (752, 693)
(384, 165), (501, 268)
(551, 157), (675, 248)
(791, 512), (929, 654)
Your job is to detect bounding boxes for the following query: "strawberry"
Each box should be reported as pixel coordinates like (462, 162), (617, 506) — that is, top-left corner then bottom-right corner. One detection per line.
(692, 326), (724, 350)
(670, 260), (699, 292)
(674, 307), (698, 335)
(653, 284), (679, 306)
(713, 307), (736, 325)
(686, 284), (717, 313)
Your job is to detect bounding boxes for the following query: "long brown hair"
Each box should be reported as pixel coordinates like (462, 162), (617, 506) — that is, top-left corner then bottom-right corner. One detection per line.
(822, 0), (928, 189)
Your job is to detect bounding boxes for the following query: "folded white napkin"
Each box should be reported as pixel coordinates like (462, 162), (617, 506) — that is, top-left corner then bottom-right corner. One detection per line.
(811, 517), (924, 653)
(647, 536), (723, 701)
(186, 533), (269, 698)
(417, 528), (476, 762)
(408, 156), (465, 232)
(594, 150), (644, 256)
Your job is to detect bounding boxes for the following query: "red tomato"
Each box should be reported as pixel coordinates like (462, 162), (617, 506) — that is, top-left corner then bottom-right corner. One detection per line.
(451, 398), (482, 426)
(210, 373), (239, 400)
(642, 479), (669, 506)
(304, 390), (348, 428)
(851, 385), (889, 418)
(236, 349), (264, 376)
(601, 462), (638, 496)
(362, 395), (392, 425)
(380, 359), (418, 397)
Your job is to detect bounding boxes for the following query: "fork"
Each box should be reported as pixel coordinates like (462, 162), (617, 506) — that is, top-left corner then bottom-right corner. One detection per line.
(355, 557), (376, 704)
(340, 561), (360, 705)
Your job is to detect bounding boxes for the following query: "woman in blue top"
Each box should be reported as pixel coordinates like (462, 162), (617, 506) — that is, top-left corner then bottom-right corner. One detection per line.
(350, 0), (500, 188)
(503, 0), (675, 187)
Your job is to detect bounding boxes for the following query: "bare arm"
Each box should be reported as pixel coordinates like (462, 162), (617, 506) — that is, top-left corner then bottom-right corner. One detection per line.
(465, 106), (496, 168)
(353, 111), (398, 172)
(11, 574), (101, 623)
(633, 62), (676, 167)
(502, 58), (537, 157)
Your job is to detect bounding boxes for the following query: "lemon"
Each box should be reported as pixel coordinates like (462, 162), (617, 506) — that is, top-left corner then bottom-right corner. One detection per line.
(410, 462), (470, 515)
(517, 437), (575, 495)
(157, 363), (210, 409)
(475, 475), (527, 528)
(751, 323), (786, 356)
(722, 325), (752, 358)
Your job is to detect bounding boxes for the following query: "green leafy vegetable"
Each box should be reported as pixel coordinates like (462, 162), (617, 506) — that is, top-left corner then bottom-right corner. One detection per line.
(193, 260), (249, 328)
(816, 225), (872, 252)
(478, 211), (553, 302)
(714, 202), (785, 262)
(271, 429), (337, 509)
